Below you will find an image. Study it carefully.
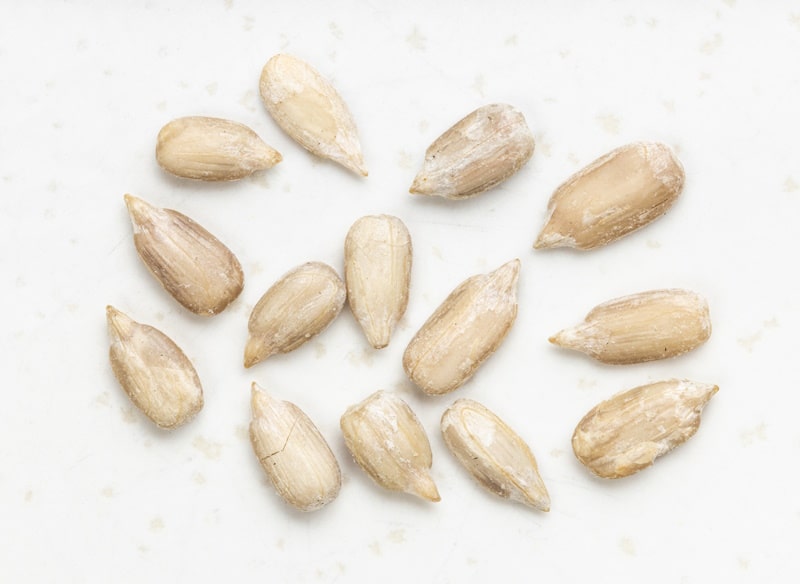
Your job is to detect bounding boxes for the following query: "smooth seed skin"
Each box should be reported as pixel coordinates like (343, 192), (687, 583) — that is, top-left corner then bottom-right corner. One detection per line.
(259, 53), (367, 176)
(124, 194), (244, 316)
(441, 399), (550, 512)
(249, 383), (341, 511)
(403, 259), (520, 395)
(155, 116), (282, 181)
(572, 379), (718, 479)
(340, 391), (440, 502)
(106, 306), (203, 429)
(410, 103), (535, 200)
(534, 142), (684, 250)
(550, 289), (711, 364)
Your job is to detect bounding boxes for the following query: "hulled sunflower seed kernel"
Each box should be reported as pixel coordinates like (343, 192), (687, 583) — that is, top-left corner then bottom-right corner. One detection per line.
(249, 383), (341, 511)
(534, 142), (684, 250)
(441, 398), (550, 512)
(106, 306), (203, 429)
(572, 379), (718, 479)
(340, 390), (440, 502)
(550, 288), (711, 364)
(410, 103), (535, 200)
(124, 194), (244, 316)
(155, 116), (282, 181)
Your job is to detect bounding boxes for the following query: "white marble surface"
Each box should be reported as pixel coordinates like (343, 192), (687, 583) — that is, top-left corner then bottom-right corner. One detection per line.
(2, 1), (799, 581)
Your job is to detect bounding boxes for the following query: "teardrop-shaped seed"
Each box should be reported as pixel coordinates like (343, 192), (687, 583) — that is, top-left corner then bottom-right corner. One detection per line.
(550, 289), (711, 364)
(244, 262), (346, 367)
(441, 399), (550, 512)
(403, 259), (520, 395)
(410, 104), (535, 199)
(106, 306), (203, 429)
(156, 116), (282, 181)
(249, 383), (341, 511)
(340, 390), (440, 502)
(124, 194), (244, 316)
(259, 53), (367, 176)
(572, 379), (718, 479)
(344, 215), (412, 349)
(534, 142), (684, 250)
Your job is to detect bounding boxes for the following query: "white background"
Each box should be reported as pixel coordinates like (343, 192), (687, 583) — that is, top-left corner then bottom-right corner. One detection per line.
(2, 1), (798, 582)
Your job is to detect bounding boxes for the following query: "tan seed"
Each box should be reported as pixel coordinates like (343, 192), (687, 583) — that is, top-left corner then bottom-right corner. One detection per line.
(341, 390), (439, 502)
(155, 116), (282, 181)
(441, 399), (550, 512)
(259, 53), (367, 176)
(410, 103), (535, 199)
(345, 215), (412, 349)
(249, 383), (341, 511)
(550, 289), (711, 364)
(534, 142), (684, 250)
(106, 306), (203, 429)
(124, 194), (244, 316)
(244, 262), (346, 368)
(572, 379), (718, 479)
(403, 259), (520, 395)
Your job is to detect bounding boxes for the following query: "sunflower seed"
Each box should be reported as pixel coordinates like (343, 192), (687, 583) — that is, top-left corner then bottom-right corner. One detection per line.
(410, 103), (535, 199)
(106, 306), (203, 429)
(345, 215), (412, 349)
(534, 142), (684, 249)
(550, 289), (711, 364)
(124, 195), (244, 316)
(403, 259), (520, 395)
(249, 383), (341, 511)
(441, 399), (550, 511)
(259, 53), (367, 176)
(244, 262), (346, 367)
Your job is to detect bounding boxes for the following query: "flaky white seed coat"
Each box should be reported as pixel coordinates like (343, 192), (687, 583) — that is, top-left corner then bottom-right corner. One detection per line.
(410, 104), (535, 199)
(345, 215), (412, 349)
(441, 399), (550, 512)
(249, 383), (341, 512)
(106, 306), (203, 429)
(124, 194), (244, 316)
(259, 53), (367, 176)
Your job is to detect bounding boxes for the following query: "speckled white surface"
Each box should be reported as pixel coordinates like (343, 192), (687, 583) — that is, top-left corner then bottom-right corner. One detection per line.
(2, 1), (800, 581)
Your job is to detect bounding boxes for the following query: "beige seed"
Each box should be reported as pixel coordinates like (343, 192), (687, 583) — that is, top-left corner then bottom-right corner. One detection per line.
(441, 399), (550, 512)
(572, 379), (718, 479)
(259, 53), (367, 176)
(550, 289), (711, 364)
(155, 116), (282, 181)
(244, 262), (346, 368)
(403, 259), (520, 395)
(340, 391), (439, 502)
(410, 103), (535, 199)
(345, 215), (412, 349)
(106, 306), (203, 429)
(534, 142), (684, 250)
(249, 383), (341, 511)
(124, 194), (244, 316)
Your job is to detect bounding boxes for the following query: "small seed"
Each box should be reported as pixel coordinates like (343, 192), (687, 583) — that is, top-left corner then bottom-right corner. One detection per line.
(534, 142), (684, 250)
(410, 103), (535, 200)
(259, 53), (367, 176)
(249, 383), (341, 511)
(345, 215), (412, 349)
(106, 306), (203, 429)
(340, 390), (439, 502)
(572, 379), (718, 479)
(550, 289), (711, 364)
(155, 116), (282, 181)
(441, 399), (550, 512)
(403, 259), (519, 395)
(244, 262), (346, 367)
(124, 194), (244, 316)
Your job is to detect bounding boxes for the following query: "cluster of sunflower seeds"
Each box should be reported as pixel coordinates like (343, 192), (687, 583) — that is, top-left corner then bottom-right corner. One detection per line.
(107, 53), (717, 513)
